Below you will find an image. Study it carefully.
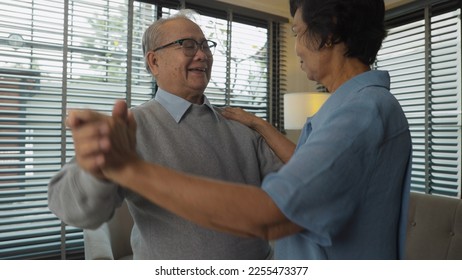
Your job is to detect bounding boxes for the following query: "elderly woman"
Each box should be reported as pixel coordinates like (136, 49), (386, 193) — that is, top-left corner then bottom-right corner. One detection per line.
(67, 0), (412, 259)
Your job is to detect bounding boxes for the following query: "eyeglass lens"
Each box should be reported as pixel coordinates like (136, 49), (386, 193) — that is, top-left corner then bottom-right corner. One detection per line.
(182, 39), (215, 57)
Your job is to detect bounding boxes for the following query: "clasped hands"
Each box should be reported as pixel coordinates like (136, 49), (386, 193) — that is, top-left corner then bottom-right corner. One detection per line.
(66, 103), (259, 182)
(66, 100), (138, 181)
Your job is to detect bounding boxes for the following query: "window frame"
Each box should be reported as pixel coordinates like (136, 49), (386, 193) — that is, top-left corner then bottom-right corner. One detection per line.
(376, 0), (462, 198)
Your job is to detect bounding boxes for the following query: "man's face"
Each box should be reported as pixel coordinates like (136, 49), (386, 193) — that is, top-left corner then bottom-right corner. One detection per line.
(150, 18), (213, 102)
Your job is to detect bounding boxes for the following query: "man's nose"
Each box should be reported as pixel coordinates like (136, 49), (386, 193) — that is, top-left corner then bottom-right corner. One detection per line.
(195, 47), (209, 59)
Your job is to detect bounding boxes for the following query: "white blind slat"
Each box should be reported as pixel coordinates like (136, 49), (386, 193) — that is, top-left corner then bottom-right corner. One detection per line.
(376, 7), (461, 197)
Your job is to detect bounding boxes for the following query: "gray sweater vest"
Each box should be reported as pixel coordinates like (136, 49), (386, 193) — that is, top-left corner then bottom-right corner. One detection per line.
(125, 100), (282, 259)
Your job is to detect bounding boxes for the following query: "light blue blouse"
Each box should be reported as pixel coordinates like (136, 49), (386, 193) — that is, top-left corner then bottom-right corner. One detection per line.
(263, 70), (412, 259)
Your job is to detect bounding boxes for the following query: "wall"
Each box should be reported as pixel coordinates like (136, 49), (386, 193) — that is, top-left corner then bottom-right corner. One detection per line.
(386, 0), (415, 9)
(212, 1), (419, 21)
(215, 0), (290, 18)
(215, 0), (416, 16)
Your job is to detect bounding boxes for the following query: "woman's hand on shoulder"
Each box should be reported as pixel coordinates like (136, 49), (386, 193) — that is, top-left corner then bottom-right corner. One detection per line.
(221, 107), (262, 130)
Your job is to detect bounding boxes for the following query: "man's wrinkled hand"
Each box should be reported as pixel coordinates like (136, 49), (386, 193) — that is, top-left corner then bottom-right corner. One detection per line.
(66, 100), (138, 182)
(66, 108), (111, 179)
(96, 100), (139, 181)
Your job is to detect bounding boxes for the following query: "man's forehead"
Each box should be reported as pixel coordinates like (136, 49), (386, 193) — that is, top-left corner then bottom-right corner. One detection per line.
(165, 18), (197, 29)
(165, 19), (201, 31)
(163, 19), (205, 39)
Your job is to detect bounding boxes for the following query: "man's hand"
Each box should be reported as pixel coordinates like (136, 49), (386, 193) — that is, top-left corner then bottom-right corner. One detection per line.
(66, 108), (111, 179)
(97, 100), (138, 178)
(66, 100), (138, 180)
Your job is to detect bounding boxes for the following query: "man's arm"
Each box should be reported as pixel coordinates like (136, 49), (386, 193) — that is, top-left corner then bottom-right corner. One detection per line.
(48, 106), (127, 229)
(48, 161), (122, 229)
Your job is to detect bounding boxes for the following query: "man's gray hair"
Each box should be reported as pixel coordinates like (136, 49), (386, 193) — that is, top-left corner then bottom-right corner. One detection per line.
(142, 9), (201, 73)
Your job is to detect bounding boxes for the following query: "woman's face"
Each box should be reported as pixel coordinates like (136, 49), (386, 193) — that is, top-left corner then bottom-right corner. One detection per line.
(292, 8), (330, 83)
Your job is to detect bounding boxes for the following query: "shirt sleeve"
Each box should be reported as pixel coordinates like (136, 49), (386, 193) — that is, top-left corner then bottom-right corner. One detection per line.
(263, 96), (383, 246)
(48, 158), (124, 229)
(256, 134), (284, 178)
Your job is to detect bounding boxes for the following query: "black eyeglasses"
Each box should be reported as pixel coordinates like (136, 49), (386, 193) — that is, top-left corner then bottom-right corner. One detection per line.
(153, 38), (217, 57)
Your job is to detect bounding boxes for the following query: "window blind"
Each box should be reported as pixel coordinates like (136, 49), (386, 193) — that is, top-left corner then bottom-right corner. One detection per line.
(375, 1), (461, 198)
(228, 19), (269, 118)
(0, 0), (286, 259)
(0, 0), (156, 260)
(0, 0), (70, 260)
(269, 21), (287, 130)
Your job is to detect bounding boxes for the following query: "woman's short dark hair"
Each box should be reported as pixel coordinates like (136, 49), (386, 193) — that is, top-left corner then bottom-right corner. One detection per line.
(289, 0), (387, 65)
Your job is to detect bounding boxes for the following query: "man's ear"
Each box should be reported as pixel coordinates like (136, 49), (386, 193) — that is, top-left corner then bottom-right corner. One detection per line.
(146, 51), (159, 75)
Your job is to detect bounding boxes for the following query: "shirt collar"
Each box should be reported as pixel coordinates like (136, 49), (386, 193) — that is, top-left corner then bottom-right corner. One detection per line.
(154, 88), (219, 123)
(335, 70), (390, 97)
(318, 70), (390, 113)
(310, 70), (390, 126)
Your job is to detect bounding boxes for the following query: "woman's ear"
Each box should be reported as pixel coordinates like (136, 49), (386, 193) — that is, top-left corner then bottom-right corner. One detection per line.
(146, 51), (158, 75)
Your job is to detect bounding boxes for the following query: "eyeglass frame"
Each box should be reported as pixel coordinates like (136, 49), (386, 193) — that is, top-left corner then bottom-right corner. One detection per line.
(153, 38), (217, 57)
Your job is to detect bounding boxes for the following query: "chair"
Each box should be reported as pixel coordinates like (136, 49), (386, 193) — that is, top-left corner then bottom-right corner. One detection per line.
(83, 200), (134, 260)
(405, 192), (462, 259)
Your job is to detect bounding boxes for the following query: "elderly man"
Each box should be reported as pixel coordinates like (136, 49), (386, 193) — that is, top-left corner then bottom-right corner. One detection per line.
(48, 10), (282, 260)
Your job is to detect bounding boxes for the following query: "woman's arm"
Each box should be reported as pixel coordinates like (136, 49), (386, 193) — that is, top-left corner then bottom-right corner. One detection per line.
(221, 107), (296, 163)
(106, 159), (302, 240)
